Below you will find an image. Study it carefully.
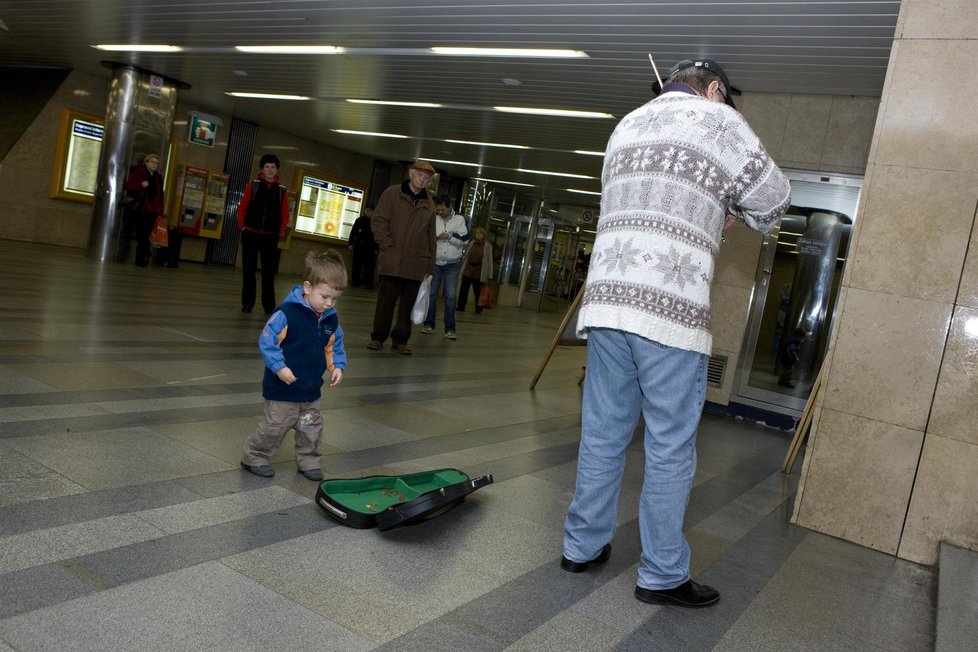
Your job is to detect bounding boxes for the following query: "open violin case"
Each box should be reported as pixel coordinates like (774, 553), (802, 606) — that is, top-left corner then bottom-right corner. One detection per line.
(315, 468), (493, 531)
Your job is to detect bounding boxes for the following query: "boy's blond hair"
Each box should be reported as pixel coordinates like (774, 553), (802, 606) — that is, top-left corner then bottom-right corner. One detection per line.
(304, 250), (347, 289)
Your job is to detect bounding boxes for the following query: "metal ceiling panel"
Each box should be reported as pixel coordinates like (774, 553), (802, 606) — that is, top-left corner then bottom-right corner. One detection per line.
(0, 0), (899, 204)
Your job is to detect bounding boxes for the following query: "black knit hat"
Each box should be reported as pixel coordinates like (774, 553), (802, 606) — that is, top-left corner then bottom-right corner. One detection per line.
(670, 59), (737, 109)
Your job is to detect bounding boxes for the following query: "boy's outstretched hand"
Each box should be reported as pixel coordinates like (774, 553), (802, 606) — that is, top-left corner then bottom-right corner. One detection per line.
(328, 368), (344, 387)
(276, 367), (297, 384)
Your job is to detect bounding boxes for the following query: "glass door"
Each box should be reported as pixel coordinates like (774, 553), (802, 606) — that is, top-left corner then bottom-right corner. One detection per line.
(732, 171), (862, 416)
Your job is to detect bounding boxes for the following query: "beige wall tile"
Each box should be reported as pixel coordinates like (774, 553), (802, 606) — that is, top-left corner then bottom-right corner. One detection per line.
(898, 433), (978, 564)
(779, 95), (833, 168)
(900, 0), (978, 40)
(847, 165), (976, 303)
(795, 408), (922, 554)
(715, 225), (764, 289)
(820, 96), (879, 172)
(710, 284), (752, 354)
(928, 306), (978, 445)
(822, 287), (951, 430)
(738, 92), (790, 160)
(955, 196), (978, 309)
(875, 40), (978, 173)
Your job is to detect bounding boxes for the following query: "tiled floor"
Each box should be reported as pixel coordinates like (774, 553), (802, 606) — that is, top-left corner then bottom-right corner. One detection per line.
(0, 240), (935, 650)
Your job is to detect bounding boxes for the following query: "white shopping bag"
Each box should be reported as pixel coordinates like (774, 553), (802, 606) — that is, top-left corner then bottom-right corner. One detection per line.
(411, 275), (432, 325)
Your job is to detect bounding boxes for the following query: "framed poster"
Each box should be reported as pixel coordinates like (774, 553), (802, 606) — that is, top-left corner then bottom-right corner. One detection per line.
(293, 168), (365, 242)
(50, 109), (104, 203)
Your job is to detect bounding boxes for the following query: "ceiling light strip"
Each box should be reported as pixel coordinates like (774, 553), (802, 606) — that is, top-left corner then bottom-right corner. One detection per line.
(494, 106), (614, 119)
(93, 44), (183, 52)
(430, 47), (588, 58)
(332, 129), (408, 139)
(227, 92), (310, 101)
(446, 139), (528, 150)
(518, 168), (596, 180)
(347, 99), (442, 108)
(235, 45), (343, 54)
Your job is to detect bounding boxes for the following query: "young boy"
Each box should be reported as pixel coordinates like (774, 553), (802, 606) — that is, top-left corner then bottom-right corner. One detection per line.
(241, 250), (347, 481)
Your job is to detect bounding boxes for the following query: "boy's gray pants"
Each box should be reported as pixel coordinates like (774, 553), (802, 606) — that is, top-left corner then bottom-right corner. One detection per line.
(242, 398), (323, 472)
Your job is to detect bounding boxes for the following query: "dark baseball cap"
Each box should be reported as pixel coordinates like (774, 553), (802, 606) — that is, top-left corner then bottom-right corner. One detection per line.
(671, 59), (737, 109)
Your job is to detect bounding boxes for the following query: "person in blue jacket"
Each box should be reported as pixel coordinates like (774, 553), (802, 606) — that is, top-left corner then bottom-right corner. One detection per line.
(241, 250), (347, 481)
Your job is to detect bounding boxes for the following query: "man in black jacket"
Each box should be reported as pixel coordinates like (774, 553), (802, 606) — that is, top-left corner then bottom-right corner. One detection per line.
(347, 205), (377, 289)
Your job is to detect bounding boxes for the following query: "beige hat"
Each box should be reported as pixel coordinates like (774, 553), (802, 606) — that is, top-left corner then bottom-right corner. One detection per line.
(411, 160), (436, 175)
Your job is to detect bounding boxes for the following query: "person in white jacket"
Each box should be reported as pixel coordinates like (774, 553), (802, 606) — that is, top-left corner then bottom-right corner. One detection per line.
(421, 195), (468, 339)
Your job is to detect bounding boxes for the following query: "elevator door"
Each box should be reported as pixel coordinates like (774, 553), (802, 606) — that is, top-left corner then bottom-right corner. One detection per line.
(732, 172), (861, 416)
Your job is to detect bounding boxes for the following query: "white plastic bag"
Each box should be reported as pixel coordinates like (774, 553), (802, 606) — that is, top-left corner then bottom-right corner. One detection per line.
(411, 275), (432, 325)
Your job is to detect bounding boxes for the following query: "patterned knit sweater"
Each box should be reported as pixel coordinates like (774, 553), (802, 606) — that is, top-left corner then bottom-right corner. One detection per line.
(577, 90), (791, 355)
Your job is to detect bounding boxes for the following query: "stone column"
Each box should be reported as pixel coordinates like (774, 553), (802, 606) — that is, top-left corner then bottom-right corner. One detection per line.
(792, 0), (978, 564)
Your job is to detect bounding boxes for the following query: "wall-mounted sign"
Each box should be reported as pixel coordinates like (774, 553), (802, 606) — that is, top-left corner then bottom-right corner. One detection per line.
(188, 114), (217, 148)
(294, 171), (365, 241)
(50, 109), (104, 202)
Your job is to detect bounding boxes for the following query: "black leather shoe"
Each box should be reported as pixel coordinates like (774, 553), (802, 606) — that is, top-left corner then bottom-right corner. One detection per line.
(634, 580), (720, 608)
(299, 468), (324, 481)
(560, 543), (611, 573)
(240, 461), (275, 477)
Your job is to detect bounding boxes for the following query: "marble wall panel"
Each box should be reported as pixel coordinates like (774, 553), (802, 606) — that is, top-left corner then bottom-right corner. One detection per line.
(820, 96), (879, 172)
(795, 407), (923, 554)
(821, 287), (951, 431)
(710, 284), (752, 354)
(898, 433), (978, 564)
(714, 225), (764, 289)
(954, 193), (978, 310)
(779, 95), (833, 169)
(738, 92), (790, 160)
(874, 39), (978, 174)
(927, 306), (978, 445)
(847, 165), (976, 303)
(900, 0), (978, 40)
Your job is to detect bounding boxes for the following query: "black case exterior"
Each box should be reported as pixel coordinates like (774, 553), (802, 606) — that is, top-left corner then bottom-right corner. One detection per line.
(315, 470), (493, 530)
(375, 475), (493, 531)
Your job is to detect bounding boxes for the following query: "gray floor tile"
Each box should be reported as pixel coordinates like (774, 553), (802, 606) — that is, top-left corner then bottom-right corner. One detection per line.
(135, 485), (311, 534)
(0, 444), (86, 507)
(937, 543), (978, 652)
(0, 562), (373, 651)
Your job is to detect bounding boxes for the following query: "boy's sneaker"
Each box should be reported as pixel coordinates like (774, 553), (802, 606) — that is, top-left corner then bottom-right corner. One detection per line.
(445, 330), (457, 340)
(240, 461), (275, 477)
(299, 467), (324, 481)
(420, 325), (434, 334)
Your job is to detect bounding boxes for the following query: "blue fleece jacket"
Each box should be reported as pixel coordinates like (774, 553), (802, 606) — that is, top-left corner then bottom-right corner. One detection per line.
(259, 284), (346, 402)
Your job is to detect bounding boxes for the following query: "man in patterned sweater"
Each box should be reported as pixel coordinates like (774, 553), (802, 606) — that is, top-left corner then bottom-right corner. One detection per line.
(561, 59), (790, 608)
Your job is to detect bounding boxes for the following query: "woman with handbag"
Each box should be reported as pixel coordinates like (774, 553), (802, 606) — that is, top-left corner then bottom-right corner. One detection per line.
(457, 226), (493, 314)
(122, 153), (165, 267)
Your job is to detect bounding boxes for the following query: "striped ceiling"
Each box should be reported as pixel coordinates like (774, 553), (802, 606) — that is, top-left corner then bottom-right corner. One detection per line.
(0, 0), (900, 204)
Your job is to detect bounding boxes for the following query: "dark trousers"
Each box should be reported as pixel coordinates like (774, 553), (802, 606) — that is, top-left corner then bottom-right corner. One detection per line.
(351, 247), (377, 289)
(371, 275), (422, 345)
(133, 211), (155, 267)
(457, 276), (483, 313)
(241, 230), (281, 313)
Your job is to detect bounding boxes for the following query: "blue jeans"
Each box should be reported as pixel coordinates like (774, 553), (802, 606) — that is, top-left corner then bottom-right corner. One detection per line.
(563, 327), (707, 590)
(425, 261), (460, 332)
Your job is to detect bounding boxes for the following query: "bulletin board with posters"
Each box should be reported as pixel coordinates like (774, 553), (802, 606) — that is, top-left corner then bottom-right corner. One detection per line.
(196, 171), (230, 239)
(50, 109), (104, 203)
(176, 166), (209, 236)
(293, 168), (365, 242)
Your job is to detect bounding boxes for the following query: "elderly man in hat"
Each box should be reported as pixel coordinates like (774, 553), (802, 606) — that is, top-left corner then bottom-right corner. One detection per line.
(366, 160), (438, 355)
(559, 59), (791, 608)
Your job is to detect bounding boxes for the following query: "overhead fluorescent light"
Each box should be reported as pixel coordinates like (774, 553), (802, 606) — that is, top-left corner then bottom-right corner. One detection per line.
(93, 44), (183, 52)
(347, 99), (442, 108)
(227, 92), (310, 100)
(431, 47), (588, 58)
(235, 45), (343, 54)
(332, 129), (408, 139)
(518, 168), (596, 179)
(495, 106), (615, 119)
(566, 188), (602, 196)
(423, 158), (481, 168)
(472, 177), (534, 187)
(446, 139), (528, 150)
(574, 150), (606, 156)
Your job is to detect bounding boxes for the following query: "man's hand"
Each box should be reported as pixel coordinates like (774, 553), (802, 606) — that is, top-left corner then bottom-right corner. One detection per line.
(723, 212), (738, 232)
(275, 367), (297, 384)
(437, 231), (451, 240)
(328, 368), (344, 387)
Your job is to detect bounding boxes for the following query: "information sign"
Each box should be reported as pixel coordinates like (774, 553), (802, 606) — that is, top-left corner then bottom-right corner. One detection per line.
(294, 174), (365, 241)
